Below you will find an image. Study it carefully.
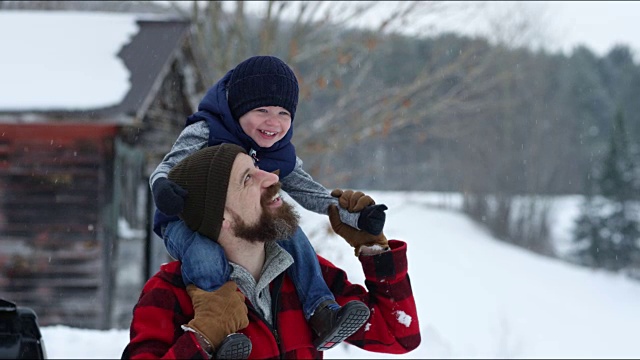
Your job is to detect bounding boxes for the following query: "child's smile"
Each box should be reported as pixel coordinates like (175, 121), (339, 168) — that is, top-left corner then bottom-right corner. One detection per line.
(239, 106), (292, 148)
(259, 129), (279, 138)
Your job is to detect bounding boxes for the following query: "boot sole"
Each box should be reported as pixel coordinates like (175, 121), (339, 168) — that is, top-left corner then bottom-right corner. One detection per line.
(216, 333), (252, 359)
(313, 301), (371, 351)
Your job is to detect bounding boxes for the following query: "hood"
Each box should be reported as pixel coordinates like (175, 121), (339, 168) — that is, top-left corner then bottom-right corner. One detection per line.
(193, 70), (294, 153)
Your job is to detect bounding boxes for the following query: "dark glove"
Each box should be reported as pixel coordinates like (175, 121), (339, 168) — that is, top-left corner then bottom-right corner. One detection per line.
(185, 282), (249, 348)
(330, 189), (387, 235)
(358, 204), (387, 235)
(152, 177), (188, 216)
(328, 204), (389, 257)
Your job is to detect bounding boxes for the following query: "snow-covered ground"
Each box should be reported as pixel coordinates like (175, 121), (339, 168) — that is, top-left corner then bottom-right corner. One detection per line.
(40, 192), (640, 359)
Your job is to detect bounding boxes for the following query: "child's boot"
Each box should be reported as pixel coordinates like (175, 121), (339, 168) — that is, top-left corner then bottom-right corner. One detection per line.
(309, 299), (370, 351)
(215, 333), (253, 359)
(186, 282), (253, 359)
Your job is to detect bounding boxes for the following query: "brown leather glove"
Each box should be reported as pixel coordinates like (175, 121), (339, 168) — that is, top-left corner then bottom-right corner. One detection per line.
(185, 281), (249, 348)
(331, 188), (388, 235)
(330, 189), (375, 212)
(328, 204), (389, 256)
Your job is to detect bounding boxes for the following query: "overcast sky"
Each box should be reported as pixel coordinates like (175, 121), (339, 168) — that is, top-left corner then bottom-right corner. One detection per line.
(510, 1), (640, 56)
(377, 1), (640, 58)
(222, 1), (640, 60)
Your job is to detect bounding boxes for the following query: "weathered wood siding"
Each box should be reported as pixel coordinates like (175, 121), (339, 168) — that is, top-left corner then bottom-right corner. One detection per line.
(0, 123), (118, 329)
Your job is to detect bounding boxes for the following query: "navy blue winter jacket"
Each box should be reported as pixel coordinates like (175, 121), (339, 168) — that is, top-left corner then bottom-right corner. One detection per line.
(153, 70), (296, 237)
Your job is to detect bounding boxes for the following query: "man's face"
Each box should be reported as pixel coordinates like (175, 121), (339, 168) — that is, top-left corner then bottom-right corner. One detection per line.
(225, 153), (299, 243)
(238, 106), (292, 148)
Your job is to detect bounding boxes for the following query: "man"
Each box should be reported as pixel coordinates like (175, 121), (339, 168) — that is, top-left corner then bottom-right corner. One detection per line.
(122, 143), (420, 359)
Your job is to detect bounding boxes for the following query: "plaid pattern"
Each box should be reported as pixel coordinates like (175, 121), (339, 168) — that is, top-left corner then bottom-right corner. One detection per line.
(122, 240), (420, 359)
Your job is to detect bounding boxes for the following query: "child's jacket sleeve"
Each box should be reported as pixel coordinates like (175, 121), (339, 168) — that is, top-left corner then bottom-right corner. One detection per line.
(280, 156), (361, 229)
(149, 121), (209, 189)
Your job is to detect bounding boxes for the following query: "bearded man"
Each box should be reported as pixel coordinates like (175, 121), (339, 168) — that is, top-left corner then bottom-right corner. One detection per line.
(122, 143), (420, 359)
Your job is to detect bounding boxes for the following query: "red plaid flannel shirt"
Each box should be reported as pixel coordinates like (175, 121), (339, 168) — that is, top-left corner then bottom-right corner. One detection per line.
(122, 240), (420, 359)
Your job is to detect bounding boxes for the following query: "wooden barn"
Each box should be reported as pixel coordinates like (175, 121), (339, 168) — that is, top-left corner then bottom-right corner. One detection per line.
(0, 11), (200, 329)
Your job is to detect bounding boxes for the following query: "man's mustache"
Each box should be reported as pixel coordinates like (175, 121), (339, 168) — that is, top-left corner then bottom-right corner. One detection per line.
(261, 182), (283, 206)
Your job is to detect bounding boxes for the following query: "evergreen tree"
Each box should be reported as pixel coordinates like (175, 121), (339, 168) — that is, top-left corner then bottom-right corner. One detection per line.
(572, 109), (640, 271)
(599, 110), (637, 201)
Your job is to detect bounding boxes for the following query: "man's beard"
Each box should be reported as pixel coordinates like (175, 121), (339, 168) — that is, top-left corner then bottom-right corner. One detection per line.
(230, 182), (300, 243)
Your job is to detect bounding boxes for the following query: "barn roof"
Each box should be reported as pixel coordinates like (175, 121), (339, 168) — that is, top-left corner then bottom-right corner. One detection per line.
(0, 10), (191, 124)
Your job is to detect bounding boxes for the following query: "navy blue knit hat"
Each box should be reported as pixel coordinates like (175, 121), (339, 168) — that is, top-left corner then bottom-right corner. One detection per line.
(227, 55), (299, 121)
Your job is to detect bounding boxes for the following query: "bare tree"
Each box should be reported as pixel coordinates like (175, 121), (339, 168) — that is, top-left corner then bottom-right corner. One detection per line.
(166, 1), (492, 145)
(165, 1), (564, 259)
(454, 3), (560, 257)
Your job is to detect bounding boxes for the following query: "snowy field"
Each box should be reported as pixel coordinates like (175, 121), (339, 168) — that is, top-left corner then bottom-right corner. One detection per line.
(40, 191), (640, 359)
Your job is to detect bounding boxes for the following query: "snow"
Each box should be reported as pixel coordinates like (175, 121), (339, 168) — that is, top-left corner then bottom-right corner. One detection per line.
(40, 325), (128, 359)
(0, 11), (139, 111)
(394, 310), (412, 328)
(118, 217), (146, 240)
(39, 192), (640, 359)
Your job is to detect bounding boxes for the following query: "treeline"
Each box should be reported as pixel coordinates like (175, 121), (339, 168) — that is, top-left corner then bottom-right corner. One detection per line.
(295, 31), (640, 197)
(290, 29), (640, 260)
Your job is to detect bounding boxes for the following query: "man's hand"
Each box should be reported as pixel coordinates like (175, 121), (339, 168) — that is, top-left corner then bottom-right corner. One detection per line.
(328, 204), (389, 257)
(330, 189), (387, 235)
(152, 177), (188, 216)
(185, 282), (249, 348)
(330, 189), (375, 212)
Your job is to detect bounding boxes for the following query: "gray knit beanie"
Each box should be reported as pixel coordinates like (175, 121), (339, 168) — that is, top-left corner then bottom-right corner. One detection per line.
(227, 55), (299, 121)
(168, 143), (247, 241)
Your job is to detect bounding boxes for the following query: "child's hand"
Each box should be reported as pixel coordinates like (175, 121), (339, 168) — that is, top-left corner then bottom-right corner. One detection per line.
(331, 189), (387, 235)
(358, 204), (387, 236)
(152, 177), (188, 216)
(328, 204), (389, 256)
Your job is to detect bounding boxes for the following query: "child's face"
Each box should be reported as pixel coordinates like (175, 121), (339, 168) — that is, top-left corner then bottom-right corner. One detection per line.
(238, 106), (292, 148)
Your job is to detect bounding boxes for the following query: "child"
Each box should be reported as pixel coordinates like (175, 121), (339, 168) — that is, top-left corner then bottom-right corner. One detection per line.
(150, 55), (387, 358)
